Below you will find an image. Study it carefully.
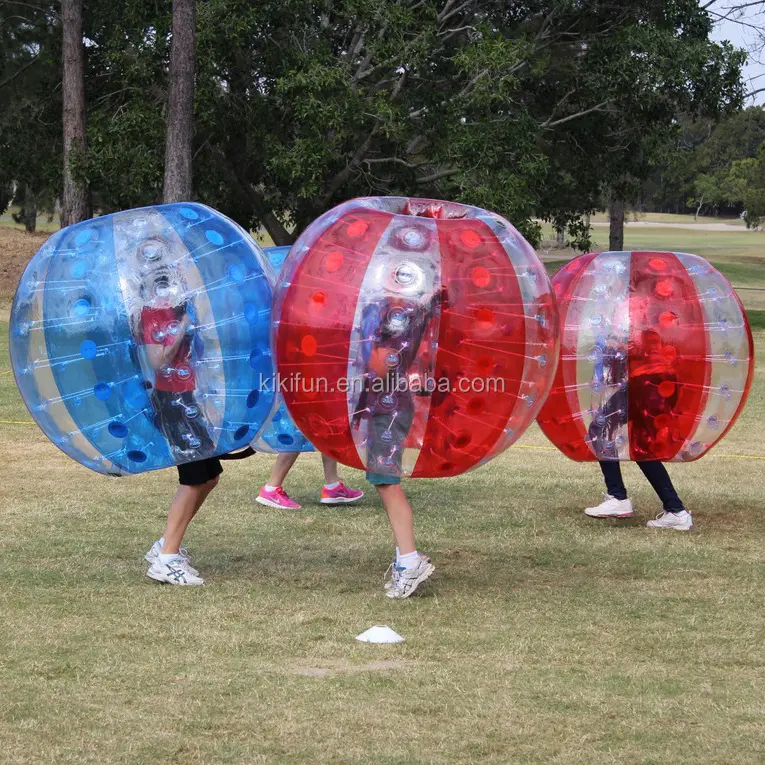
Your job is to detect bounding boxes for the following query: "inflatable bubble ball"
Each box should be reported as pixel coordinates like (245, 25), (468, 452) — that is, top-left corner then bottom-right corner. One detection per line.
(537, 250), (754, 462)
(10, 203), (276, 475)
(250, 246), (315, 454)
(274, 197), (558, 478)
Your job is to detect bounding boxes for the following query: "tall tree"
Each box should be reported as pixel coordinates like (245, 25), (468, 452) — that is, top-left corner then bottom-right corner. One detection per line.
(0, 1), (62, 232)
(530, 1), (745, 250)
(705, 1), (765, 100)
(163, 0), (196, 204)
(61, 0), (90, 226)
(728, 140), (765, 227)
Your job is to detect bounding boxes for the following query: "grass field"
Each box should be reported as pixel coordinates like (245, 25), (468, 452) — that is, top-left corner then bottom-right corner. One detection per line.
(588, 211), (747, 227)
(539, 220), (765, 312)
(0, 224), (764, 764)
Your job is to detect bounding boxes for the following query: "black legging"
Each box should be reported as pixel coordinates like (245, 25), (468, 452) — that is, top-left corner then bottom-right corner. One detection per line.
(599, 460), (685, 513)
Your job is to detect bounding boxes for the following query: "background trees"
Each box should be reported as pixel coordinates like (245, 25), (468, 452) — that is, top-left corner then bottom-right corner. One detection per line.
(0, 0), (757, 242)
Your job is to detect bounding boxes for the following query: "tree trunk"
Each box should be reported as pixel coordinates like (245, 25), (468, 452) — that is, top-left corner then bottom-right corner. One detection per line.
(163, 0), (196, 204)
(61, 0), (91, 227)
(694, 194), (705, 221)
(23, 184), (37, 233)
(213, 147), (294, 245)
(555, 225), (565, 248)
(609, 193), (625, 251)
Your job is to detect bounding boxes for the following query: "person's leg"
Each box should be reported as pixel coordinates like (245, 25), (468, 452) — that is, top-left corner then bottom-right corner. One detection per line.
(256, 452), (302, 509)
(322, 454), (340, 485)
(375, 482), (416, 555)
(267, 452), (300, 487)
(636, 461), (685, 512)
(161, 477), (218, 554)
(368, 473), (434, 598)
(599, 461), (627, 500)
(584, 461), (634, 518)
(640, 461), (693, 529)
(147, 458), (222, 585)
(320, 454), (364, 504)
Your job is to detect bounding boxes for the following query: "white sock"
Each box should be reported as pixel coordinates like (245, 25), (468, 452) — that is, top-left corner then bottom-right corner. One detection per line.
(324, 481), (340, 490)
(158, 552), (181, 565)
(264, 484), (279, 492)
(397, 550), (419, 568)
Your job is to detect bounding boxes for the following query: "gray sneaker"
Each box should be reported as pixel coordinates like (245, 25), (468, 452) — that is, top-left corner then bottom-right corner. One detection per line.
(147, 556), (205, 586)
(385, 554), (435, 599)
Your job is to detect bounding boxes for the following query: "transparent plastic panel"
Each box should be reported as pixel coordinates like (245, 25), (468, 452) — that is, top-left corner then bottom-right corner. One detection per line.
(347, 216), (441, 477)
(538, 252), (632, 460)
(579, 252), (632, 460)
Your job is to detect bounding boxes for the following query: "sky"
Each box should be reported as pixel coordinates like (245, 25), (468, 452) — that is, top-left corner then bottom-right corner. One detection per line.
(709, 1), (765, 105)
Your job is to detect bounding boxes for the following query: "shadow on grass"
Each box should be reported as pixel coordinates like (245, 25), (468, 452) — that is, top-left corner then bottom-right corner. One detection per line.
(746, 309), (765, 330)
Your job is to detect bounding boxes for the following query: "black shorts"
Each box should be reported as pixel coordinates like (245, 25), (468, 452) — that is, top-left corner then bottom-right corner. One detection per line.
(177, 457), (223, 486)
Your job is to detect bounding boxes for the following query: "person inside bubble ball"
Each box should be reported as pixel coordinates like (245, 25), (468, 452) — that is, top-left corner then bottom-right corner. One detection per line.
(136, 269), (221, 585)
(584, 329), (693, 530)
(352, 291), (440, 598)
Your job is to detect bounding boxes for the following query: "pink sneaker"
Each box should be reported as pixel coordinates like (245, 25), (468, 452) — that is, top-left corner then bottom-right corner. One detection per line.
(256, 486), (302, 510)
(320, 482), (364, 505)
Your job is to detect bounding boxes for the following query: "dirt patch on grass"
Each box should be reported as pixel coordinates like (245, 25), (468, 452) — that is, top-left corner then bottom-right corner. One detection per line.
(0, 227), (49, 300)
(289, 659), (417, 678)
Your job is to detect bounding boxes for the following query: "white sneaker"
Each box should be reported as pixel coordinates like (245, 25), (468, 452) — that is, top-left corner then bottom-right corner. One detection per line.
(144, 540), (199, 576)
(584, 494), (634, 518)
(147, 557), (205, 586)
(647, 510), (694, 531)
(385, 554), (435, 599)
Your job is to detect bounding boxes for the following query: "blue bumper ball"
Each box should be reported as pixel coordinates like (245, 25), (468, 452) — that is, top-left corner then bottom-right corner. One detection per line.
(10, 203), (277, 475)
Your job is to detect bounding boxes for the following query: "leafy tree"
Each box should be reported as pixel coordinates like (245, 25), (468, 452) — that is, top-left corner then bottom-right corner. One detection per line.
(686, 105), (765, 214)
(188, 0), (745, 248)
(727, 140), (765, 227)
(192, 0), (561, 244)
(561, 1), (745, 248)
(79, 1), (172, 211)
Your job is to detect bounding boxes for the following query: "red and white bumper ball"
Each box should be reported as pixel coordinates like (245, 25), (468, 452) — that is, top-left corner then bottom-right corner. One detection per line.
(274, 197), (558, 477)
(537, 251), (754, 462)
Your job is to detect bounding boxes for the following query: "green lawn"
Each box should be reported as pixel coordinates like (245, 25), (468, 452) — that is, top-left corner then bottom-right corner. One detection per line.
(0, 206), (278, 243)
(1, 241), (764, 764)
(0, 206), (62, 234)
(589, 211), (747, 227)
(538, 221), (765, 312)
